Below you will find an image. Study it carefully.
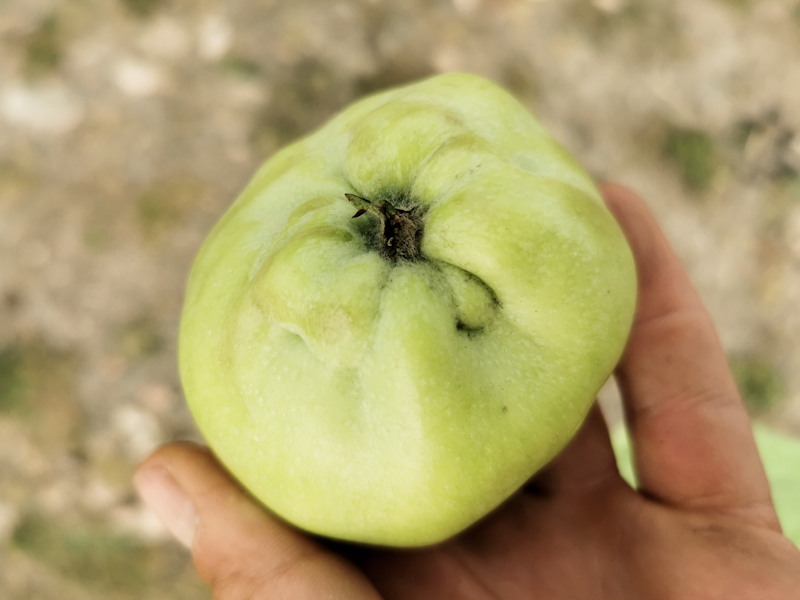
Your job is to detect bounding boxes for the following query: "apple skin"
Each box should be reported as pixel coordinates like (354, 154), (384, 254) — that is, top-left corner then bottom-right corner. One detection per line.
(179, 73), (636, 547)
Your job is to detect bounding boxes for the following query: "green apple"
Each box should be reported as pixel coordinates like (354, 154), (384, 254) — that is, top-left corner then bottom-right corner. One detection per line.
(179, 73), (637, 547)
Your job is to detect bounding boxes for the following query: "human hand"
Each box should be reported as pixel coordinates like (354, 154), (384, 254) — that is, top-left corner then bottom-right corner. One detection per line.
(135, 184), (800, 599)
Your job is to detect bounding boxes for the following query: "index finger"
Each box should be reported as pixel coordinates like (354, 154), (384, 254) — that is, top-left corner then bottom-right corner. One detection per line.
(601, 184), (777, 520)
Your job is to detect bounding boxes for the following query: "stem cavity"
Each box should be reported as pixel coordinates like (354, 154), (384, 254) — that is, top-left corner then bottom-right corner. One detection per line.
(345, 193), (424, 261)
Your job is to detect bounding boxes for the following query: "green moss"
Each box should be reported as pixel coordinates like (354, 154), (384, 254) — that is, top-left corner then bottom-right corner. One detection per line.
(0, 341), (79, 416)
(786, 175), (800, 200)
(731, 117), (760, 150)
(136, 178), (205, 240)
(12, 512), (211, 598)
(730, 356), (785, 416)
(119, 0), (166, 18)
(0, 162), (37, 205)
(0, 341), (83, 454)
(84, 225), (112, 252)
(119, 316), (165, 358)
(12, 514), (148, 592)
(137, 189), (176, 235)
(221, 55), (262, 79)
(25, 15), (61, 74)
(664, 127), (718, 190)
(0, 345), (26, 414)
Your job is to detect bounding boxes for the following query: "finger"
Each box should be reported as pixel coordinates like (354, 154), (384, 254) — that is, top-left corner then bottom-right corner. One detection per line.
(600, 183), (776, 518)
(527, 404), (624, 497)
(135, 442), (381, 600)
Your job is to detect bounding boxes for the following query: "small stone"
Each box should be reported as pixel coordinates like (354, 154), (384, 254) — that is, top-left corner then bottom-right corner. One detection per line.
(81, 477), (121, 511)
(112, 404), (163, 461)
(1, 84), (85, 135)
(197, 14), (232, 61)
(112, 58), (166, 97)
(451, 0), (481, 16)
(0, 501), (19, 544)
(592, 0), (625, 14)
(138, 17), (191, 60)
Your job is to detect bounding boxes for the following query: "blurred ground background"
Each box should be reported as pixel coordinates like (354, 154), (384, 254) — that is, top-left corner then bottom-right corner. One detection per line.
(1, 0), (799, 597)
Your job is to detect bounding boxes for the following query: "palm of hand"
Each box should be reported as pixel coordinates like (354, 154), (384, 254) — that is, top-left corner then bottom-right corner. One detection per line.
(356, 412), (797, 600)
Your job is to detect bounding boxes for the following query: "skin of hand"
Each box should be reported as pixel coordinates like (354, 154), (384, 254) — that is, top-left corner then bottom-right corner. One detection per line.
(135, 184), (800, 600)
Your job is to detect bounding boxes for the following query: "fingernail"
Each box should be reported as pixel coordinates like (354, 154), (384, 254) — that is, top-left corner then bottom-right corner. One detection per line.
(135, 466), (196, 548)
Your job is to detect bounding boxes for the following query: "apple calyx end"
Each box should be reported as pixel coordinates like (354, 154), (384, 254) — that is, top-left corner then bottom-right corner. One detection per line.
(345, 193), (424, 262)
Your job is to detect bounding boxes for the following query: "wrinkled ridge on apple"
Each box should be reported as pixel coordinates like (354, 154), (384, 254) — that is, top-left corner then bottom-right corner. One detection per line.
(179, 73), (636, 547)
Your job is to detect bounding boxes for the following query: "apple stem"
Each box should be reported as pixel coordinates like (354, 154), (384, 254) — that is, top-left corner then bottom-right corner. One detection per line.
(345, 194), (423, 261)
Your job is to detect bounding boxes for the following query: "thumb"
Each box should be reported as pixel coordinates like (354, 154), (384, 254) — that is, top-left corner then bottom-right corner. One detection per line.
(135, 442), (381, 600)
